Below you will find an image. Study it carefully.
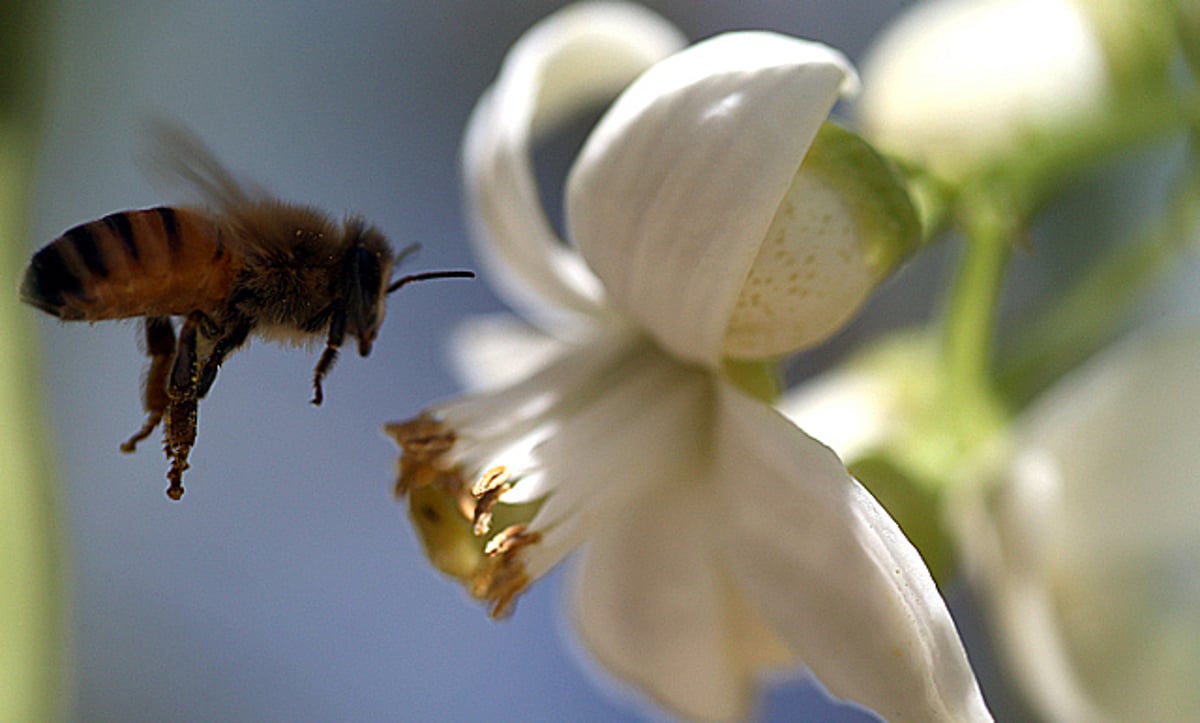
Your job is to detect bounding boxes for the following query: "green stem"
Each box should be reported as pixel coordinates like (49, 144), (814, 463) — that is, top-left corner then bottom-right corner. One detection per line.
(0, 2), (66, 720)
(941, 193), (1014, 445)
(997, 122), (1200, 404)
(882, 90), (1194, 400)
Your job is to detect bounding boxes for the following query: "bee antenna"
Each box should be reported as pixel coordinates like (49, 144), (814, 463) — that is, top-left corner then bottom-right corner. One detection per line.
(387, 269), (475, 294)
(394, 242), (422, 265)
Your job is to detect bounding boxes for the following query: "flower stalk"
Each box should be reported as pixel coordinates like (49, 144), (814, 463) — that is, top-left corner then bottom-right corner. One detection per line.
(0, 1), (67, 719)
(997, 149), (1200, 404)
(941, 191), (1013, 455)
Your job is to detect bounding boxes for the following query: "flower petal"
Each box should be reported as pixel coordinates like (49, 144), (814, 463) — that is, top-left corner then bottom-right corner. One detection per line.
(776, 363), (897, 464)
(955, 328), (1200, 722)
(462, 2), (685, 328)
(448, 314), (571, 391)
(713, 383), (992, 722)
(566, 31), (857, 365)
(515, 342), (711, 567)
(570, 478), (792, 722)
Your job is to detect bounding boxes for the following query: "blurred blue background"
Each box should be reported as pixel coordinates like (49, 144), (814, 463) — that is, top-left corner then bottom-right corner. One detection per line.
(24, 2), (926, 720)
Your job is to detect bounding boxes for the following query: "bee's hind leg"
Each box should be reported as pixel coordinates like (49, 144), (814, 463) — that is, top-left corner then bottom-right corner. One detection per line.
(161, 311), (206, 500)
(121, 316), (176, 453)
(163, 395), (198, 501)
(196, 314), (251, 398)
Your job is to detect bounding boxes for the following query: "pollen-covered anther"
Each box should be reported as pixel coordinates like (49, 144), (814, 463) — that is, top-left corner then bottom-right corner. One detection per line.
(385, 413), (459, 496)
(384, 413), (457, 461)
(472, 523), (542, 619)
(471, 466), (511, 536)
(391, 453), (454, 498)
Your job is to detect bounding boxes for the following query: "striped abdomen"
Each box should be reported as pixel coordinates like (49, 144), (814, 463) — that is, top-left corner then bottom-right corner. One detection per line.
(20, 206), (241, 321)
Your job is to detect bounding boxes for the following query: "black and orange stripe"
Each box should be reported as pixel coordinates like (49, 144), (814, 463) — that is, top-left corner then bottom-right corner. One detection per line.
(20, 206), (236, 321)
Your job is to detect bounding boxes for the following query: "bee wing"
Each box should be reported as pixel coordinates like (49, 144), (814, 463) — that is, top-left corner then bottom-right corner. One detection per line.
(141, 119), (339, 260)
(141, 118), (266, 212)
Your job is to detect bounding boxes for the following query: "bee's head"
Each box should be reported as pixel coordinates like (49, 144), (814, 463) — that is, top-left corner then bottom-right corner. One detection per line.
(343, 223), (475, 357)
(344, 222), (394, 357)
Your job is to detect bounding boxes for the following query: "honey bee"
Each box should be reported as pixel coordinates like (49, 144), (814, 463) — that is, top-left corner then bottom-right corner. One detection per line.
(20, 123), (473, 500)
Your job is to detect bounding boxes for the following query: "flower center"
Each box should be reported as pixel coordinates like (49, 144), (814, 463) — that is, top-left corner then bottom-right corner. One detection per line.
(386, 334), (714, 619)
(387, 414), (542, 618)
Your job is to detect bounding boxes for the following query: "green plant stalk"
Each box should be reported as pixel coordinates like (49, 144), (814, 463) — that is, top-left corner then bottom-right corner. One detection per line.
(941, 194), (1013, 451)
(0, 1), (67, 720)
(999, 106), (1200, 403)
(0, 145), (68, 721)
(920, 90), (1197, 421)
(997, 173), (1200, 405)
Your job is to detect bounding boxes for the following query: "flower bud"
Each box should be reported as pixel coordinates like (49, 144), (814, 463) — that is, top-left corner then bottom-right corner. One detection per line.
(723, 123), (919, 359)
(857, 0), (1179, 182)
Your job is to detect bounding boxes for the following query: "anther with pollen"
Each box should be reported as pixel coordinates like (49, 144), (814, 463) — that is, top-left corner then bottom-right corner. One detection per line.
(475, 524), (541, 619)
(384, 414), (458, 495)
(387, 413), (542, 618)
(471, 466), (511, 536)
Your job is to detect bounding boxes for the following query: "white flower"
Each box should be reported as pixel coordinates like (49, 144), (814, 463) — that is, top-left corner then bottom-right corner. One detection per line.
(387, 3), (991, 721)
(857, 0), (1112, 179)
(952, 328), (1200, 723)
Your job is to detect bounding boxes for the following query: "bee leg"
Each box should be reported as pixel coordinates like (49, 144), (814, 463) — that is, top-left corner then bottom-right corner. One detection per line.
(121, 316), (176, 453)
(161, 311), (205, 500)
(196, 315), (252, 398)
(163, 396), (198, 501)
(311, 306), (345, 406)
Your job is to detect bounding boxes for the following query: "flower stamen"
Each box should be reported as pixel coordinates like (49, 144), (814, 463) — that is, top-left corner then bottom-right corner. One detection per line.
(472, 465), (512, 536)
(475, 524), (542, 619)
(387, 413), (546, 617)
(384, 414), (458, 495)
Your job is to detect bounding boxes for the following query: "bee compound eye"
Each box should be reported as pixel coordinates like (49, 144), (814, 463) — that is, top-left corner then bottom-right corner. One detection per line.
(352, 246), (383, 292)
